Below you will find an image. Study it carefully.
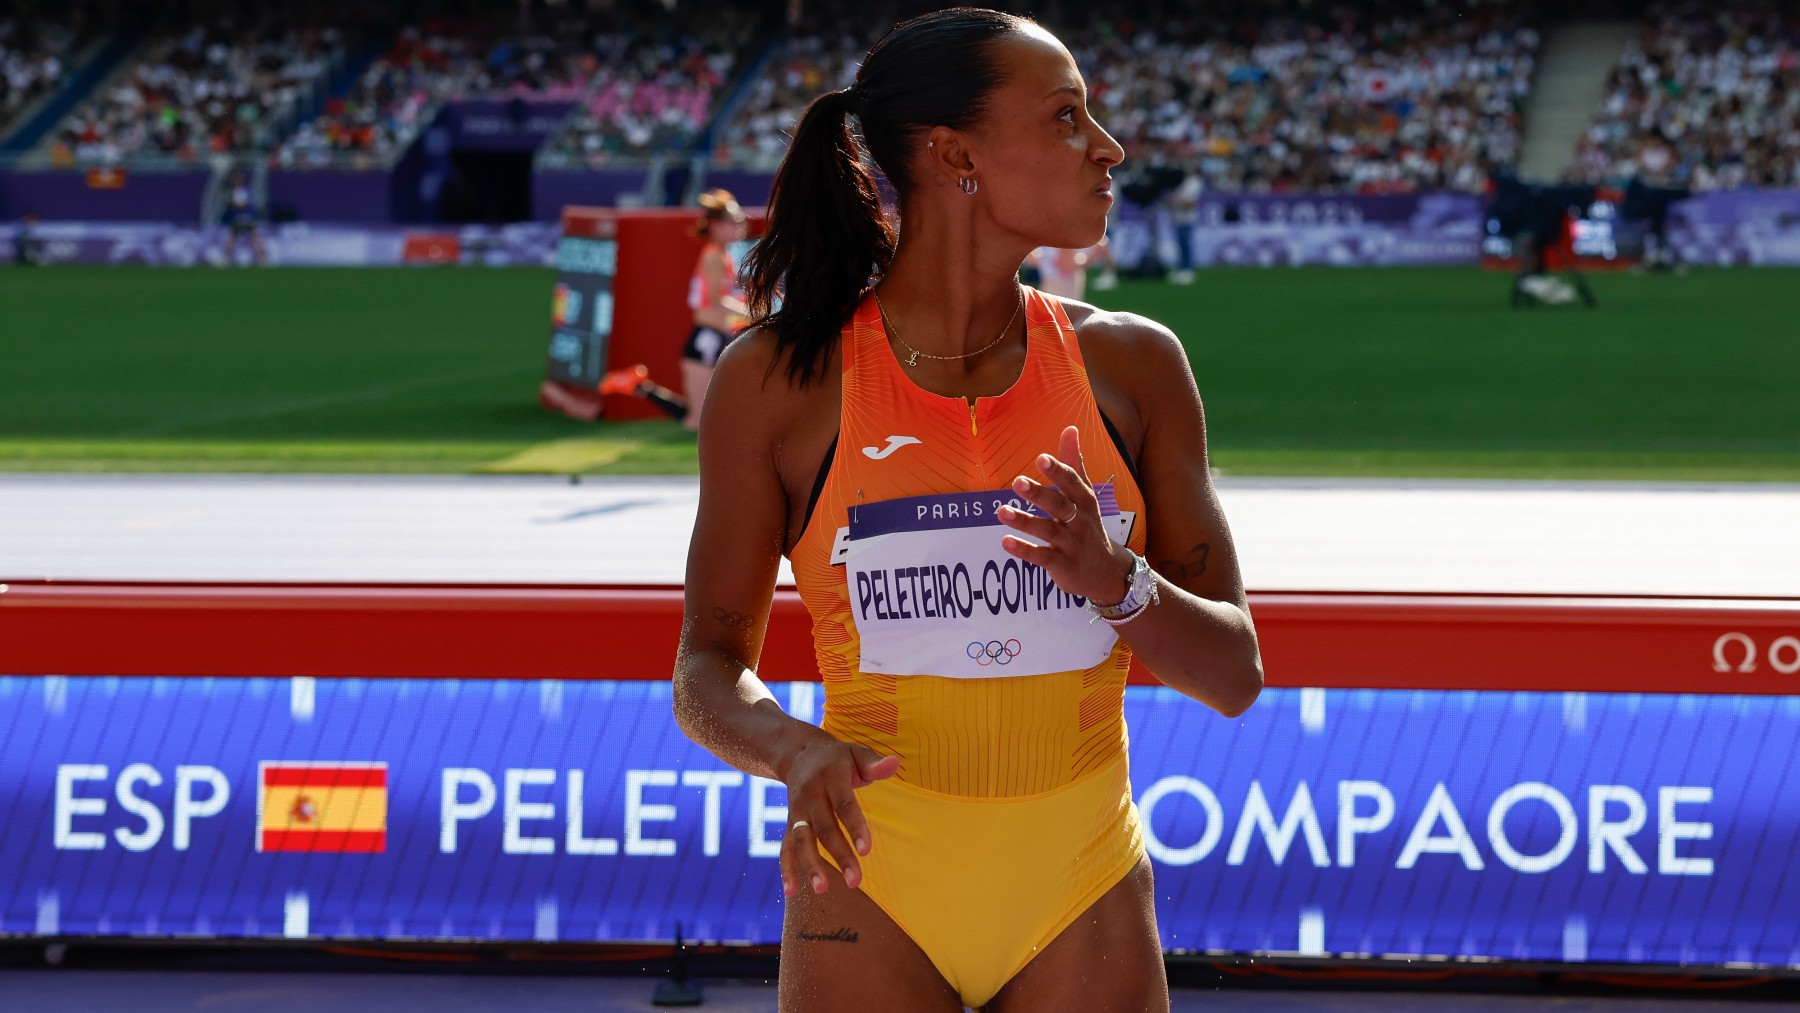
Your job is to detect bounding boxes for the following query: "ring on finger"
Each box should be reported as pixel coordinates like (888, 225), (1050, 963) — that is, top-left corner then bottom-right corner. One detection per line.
(790, 820), (810, 832)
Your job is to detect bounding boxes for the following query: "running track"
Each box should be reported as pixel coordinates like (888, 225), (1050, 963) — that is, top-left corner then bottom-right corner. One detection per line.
(1, 474), (1794, 595)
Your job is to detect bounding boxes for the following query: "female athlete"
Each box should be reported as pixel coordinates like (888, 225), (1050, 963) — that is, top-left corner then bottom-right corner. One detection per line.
(680, 188), (752, 430)
(673, 9), (1263, 1011)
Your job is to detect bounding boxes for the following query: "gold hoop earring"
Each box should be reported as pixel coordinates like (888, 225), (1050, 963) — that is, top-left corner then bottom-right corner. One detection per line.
(958, 177), (978, 196)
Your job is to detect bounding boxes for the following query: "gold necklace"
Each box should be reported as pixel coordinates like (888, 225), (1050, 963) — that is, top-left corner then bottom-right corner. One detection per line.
(874, 285), (1023, 367)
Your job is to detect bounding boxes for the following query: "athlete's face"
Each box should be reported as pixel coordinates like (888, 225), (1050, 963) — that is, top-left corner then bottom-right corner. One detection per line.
(710, 217), (747, 244)
(965, 27), (1123, 251)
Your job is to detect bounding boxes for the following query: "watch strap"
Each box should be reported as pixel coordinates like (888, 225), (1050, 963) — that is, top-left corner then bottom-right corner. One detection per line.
(1088, 552), (1155, 621)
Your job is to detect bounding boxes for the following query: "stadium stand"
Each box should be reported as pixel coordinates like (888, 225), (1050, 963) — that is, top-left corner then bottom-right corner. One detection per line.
(7, 0), (1798, 227)
(277, 22), (486, 169)
(278, 13), (598, 169)
(0, 13), (87, 131)
(1072, 3), (1540, 194)
(708, 19), (873, 168)
(48, 18), (344, 165)
(280, 8), (748, 170)
(708, 1), (1539, 194)
(1568, 0), (1799, 189)
(459, 16), (598, 101)
(543, 25), (743, 167)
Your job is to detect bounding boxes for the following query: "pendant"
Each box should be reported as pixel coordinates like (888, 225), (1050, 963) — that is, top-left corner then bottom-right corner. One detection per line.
(906, 349), (919, 367)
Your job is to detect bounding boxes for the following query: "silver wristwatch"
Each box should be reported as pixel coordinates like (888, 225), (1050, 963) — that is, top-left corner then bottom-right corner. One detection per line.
(1087, 551), (1159, 625)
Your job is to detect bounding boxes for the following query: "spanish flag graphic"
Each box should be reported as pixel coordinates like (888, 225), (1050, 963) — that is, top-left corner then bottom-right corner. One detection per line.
(257, 762), (387, 853)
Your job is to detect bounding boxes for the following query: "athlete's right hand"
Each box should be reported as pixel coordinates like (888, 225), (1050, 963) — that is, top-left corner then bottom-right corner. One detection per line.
(775, 727), (900, 897)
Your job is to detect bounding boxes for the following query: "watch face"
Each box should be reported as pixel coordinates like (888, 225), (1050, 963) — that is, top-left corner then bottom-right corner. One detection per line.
(1104, 555), (1148, 614)
(1129, 554), (1151, 590)
(1088, 554), (1152, 618)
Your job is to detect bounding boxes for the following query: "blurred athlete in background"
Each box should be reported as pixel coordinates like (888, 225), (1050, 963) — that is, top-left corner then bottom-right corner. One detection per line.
(597, 190), (752, 423)
(222, 169), (265, 266)
(1028, 239), (1111, 301)
(680, 188), (751, 430)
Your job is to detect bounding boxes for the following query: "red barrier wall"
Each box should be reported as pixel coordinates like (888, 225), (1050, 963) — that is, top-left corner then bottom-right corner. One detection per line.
(3, 581), (1796, 694)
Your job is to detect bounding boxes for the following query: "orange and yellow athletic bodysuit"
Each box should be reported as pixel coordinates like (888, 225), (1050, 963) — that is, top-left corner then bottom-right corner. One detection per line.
(788, 286), (1148, 1008)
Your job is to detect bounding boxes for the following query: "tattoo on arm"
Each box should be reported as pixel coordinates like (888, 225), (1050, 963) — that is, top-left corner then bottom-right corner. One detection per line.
(712, 606), (754, 632)
(797, 927), (859, 943)
(1157, 542), (1211, 582)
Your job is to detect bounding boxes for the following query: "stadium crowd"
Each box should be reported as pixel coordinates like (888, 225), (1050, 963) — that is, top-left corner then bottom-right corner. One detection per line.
(51, 19), (341, 165)
(1073, 4), (1539, 194)
(460, 17), (600, 100)
(709, 23), (869, 166)
(547, 29), (739, 165)
(1, 14), (84, 128)
(710, 1), (1539, 195)
(12, 1), (1800, 195)
(1568, 0), (1799, 190)
(278, 8), (746, 169)
(278, 22), (488, 168)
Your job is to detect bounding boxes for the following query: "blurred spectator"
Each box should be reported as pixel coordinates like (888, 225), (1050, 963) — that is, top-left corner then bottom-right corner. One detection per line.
(278, 22), (482, 168)
(1071, 2), (1538, 194)
(706, 0), (905, 168)
(465, 12), (603, 101)
(713, 1), (1537, 194)
(13, 212), (45, 266)
(1568, 0), (1799, 190)
(285, 8), (744, 169)
(221, 167), (265, 265)
(1, 14), (84, 126)
(710, 28), (866, 167)
(551, 30), (737, 165)
(53, 18), (340, 164)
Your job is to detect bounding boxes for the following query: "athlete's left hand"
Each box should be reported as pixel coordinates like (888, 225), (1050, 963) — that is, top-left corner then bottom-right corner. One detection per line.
(996, 425), (1135, 607)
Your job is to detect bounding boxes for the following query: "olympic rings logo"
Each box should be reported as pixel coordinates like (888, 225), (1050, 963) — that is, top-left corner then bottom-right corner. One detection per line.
(967, 639), (1023, 666)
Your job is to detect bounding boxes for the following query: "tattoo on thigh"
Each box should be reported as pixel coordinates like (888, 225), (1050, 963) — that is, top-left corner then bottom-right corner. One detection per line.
(712, 606), (754, 632)
(1158, 542), (1211, 581)
(797, 927), (859, 943)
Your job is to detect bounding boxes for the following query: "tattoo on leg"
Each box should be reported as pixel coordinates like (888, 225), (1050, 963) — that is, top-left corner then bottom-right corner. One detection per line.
(712, 606), (754, 631)
(797, 927), (859, 943)
(1157, 542), (1211, 582)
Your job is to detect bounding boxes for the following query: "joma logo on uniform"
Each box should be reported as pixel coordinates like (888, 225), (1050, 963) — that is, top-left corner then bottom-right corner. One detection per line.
(862, 436), (922, 460)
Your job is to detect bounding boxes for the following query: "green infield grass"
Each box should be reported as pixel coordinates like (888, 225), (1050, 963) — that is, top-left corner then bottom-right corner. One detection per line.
(1, 264), (1795, 480)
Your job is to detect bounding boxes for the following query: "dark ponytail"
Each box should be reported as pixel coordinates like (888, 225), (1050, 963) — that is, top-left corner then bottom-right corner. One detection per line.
(741, 7), (1030, 387)
(741, 89), (893, 388)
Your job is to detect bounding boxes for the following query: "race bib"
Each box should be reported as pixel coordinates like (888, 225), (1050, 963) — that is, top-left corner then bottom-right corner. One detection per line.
(845, 485), (1134, 679)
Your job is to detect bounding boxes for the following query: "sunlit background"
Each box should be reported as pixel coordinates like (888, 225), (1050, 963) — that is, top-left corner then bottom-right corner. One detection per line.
(2, 1), (1798, 1009)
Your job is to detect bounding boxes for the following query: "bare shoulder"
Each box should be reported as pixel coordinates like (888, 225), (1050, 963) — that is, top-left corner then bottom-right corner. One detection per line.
(698, 330), (788, 448)
(708, 327), (801, 416)
(1057, 298), (1196, 398)
(712, 325), (778, 381)
(703, 327), (839, 461)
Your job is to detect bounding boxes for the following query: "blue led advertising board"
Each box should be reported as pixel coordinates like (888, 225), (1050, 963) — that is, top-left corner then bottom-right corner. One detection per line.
(2, 676), (1795, 968)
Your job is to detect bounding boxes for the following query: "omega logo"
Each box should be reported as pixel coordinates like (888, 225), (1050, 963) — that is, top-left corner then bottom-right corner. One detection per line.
(1712, 632), (1800, 675)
